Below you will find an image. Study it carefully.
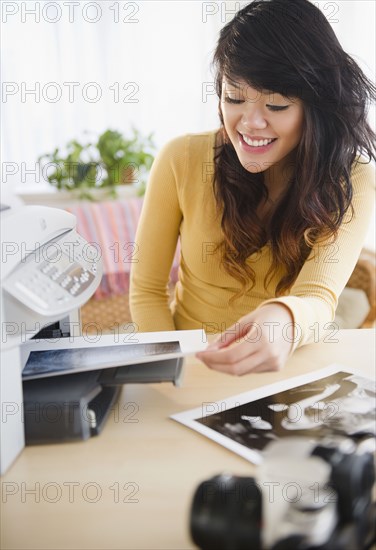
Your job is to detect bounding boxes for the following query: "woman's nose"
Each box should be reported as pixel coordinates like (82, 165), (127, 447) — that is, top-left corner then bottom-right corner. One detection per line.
(241, 104), (268, 130)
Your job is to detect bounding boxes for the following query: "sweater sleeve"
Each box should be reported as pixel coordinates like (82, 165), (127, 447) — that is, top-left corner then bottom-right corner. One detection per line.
(129, 136), (185, 331)
(259, 158), (376, 348)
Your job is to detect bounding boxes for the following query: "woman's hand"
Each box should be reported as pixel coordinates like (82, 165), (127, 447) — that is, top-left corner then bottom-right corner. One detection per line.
(196, 304), (296, 375)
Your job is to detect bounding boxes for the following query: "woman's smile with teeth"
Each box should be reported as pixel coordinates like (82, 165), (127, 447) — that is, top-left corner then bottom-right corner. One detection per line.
(242, 135), (276, 147)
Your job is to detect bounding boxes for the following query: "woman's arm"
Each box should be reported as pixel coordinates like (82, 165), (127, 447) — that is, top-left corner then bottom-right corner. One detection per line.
(198, 158), (375, 374)
(129, 137), (185, 332)
(263, 158), (375, 347)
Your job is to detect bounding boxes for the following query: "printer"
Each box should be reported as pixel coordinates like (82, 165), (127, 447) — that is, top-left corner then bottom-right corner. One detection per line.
(0, 203), (103, 474)
(1, 203), (184, 475)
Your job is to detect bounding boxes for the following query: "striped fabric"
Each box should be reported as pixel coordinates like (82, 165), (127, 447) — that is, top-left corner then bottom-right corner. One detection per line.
(67, 198), (179, 299)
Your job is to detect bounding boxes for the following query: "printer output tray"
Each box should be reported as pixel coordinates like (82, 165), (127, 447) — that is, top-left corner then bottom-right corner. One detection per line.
(23, 357), (184, 444)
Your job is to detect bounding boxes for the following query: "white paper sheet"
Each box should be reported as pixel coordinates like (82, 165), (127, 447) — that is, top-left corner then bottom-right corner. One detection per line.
(171, 364), (376, 464)
(21, 329), (208, 380)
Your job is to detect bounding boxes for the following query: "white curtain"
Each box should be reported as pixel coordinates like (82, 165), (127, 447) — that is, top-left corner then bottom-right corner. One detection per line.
(1, 1), (222, 187)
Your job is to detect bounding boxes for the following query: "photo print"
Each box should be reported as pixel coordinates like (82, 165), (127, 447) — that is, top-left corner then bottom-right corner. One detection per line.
(23, 341), (181, 380)
(172, 365), (376, 464)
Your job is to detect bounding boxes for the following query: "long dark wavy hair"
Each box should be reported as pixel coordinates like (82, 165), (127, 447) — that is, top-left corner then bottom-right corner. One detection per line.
(213, 0), (376, 299)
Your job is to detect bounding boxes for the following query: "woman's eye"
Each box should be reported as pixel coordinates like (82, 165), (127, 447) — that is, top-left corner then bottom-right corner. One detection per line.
(267, 105), (289, 111)
(223, 96), (244, 104)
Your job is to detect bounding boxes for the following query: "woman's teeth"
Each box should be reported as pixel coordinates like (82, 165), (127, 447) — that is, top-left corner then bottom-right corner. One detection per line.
(242, 136), (275, 147)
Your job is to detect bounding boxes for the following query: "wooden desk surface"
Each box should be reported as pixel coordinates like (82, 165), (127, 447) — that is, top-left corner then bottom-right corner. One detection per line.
(1, 329), (375, 550)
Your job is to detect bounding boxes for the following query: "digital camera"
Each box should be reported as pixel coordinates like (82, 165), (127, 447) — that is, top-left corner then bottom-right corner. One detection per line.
(190, 437), (376, 550)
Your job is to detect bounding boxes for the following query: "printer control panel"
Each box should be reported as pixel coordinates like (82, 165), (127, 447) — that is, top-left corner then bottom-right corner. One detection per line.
(3, 230), (100, 315)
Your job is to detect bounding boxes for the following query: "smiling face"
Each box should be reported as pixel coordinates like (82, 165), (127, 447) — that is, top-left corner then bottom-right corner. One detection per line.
(221, 79), (304, 184)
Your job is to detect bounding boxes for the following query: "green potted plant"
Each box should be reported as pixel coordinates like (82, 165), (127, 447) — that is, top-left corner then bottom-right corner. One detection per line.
(38, 128), (155, 200)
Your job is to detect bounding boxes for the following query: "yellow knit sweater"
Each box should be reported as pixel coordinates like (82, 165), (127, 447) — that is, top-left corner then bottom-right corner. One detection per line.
(129, 131), (375, 347)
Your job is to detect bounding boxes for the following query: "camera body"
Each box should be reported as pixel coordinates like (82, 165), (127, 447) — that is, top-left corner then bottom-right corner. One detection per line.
(190, 437), (375, 550)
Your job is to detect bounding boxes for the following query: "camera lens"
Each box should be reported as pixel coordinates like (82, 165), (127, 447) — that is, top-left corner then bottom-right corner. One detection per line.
(190, 474), (262, 550)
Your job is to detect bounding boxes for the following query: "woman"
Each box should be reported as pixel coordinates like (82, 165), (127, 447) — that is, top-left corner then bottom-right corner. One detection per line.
(130, 0), (375, 375)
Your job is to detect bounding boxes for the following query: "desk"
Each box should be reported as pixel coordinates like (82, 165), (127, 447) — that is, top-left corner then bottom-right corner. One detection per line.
(1, 329), (375, 550)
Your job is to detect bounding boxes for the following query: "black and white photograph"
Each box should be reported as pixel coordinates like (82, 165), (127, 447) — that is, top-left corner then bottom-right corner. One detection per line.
(196, 371), (376, 448)
(172, 365), (376, 463)
(22, 341), (182, 380)
(20, 329), (207, 380)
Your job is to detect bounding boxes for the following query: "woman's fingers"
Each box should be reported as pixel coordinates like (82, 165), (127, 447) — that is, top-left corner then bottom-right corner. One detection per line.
(206, 319), (262, 350)
(197, 338), (259, 372)
(199, 304), (294, 375)
(197, 347), (281, 376)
